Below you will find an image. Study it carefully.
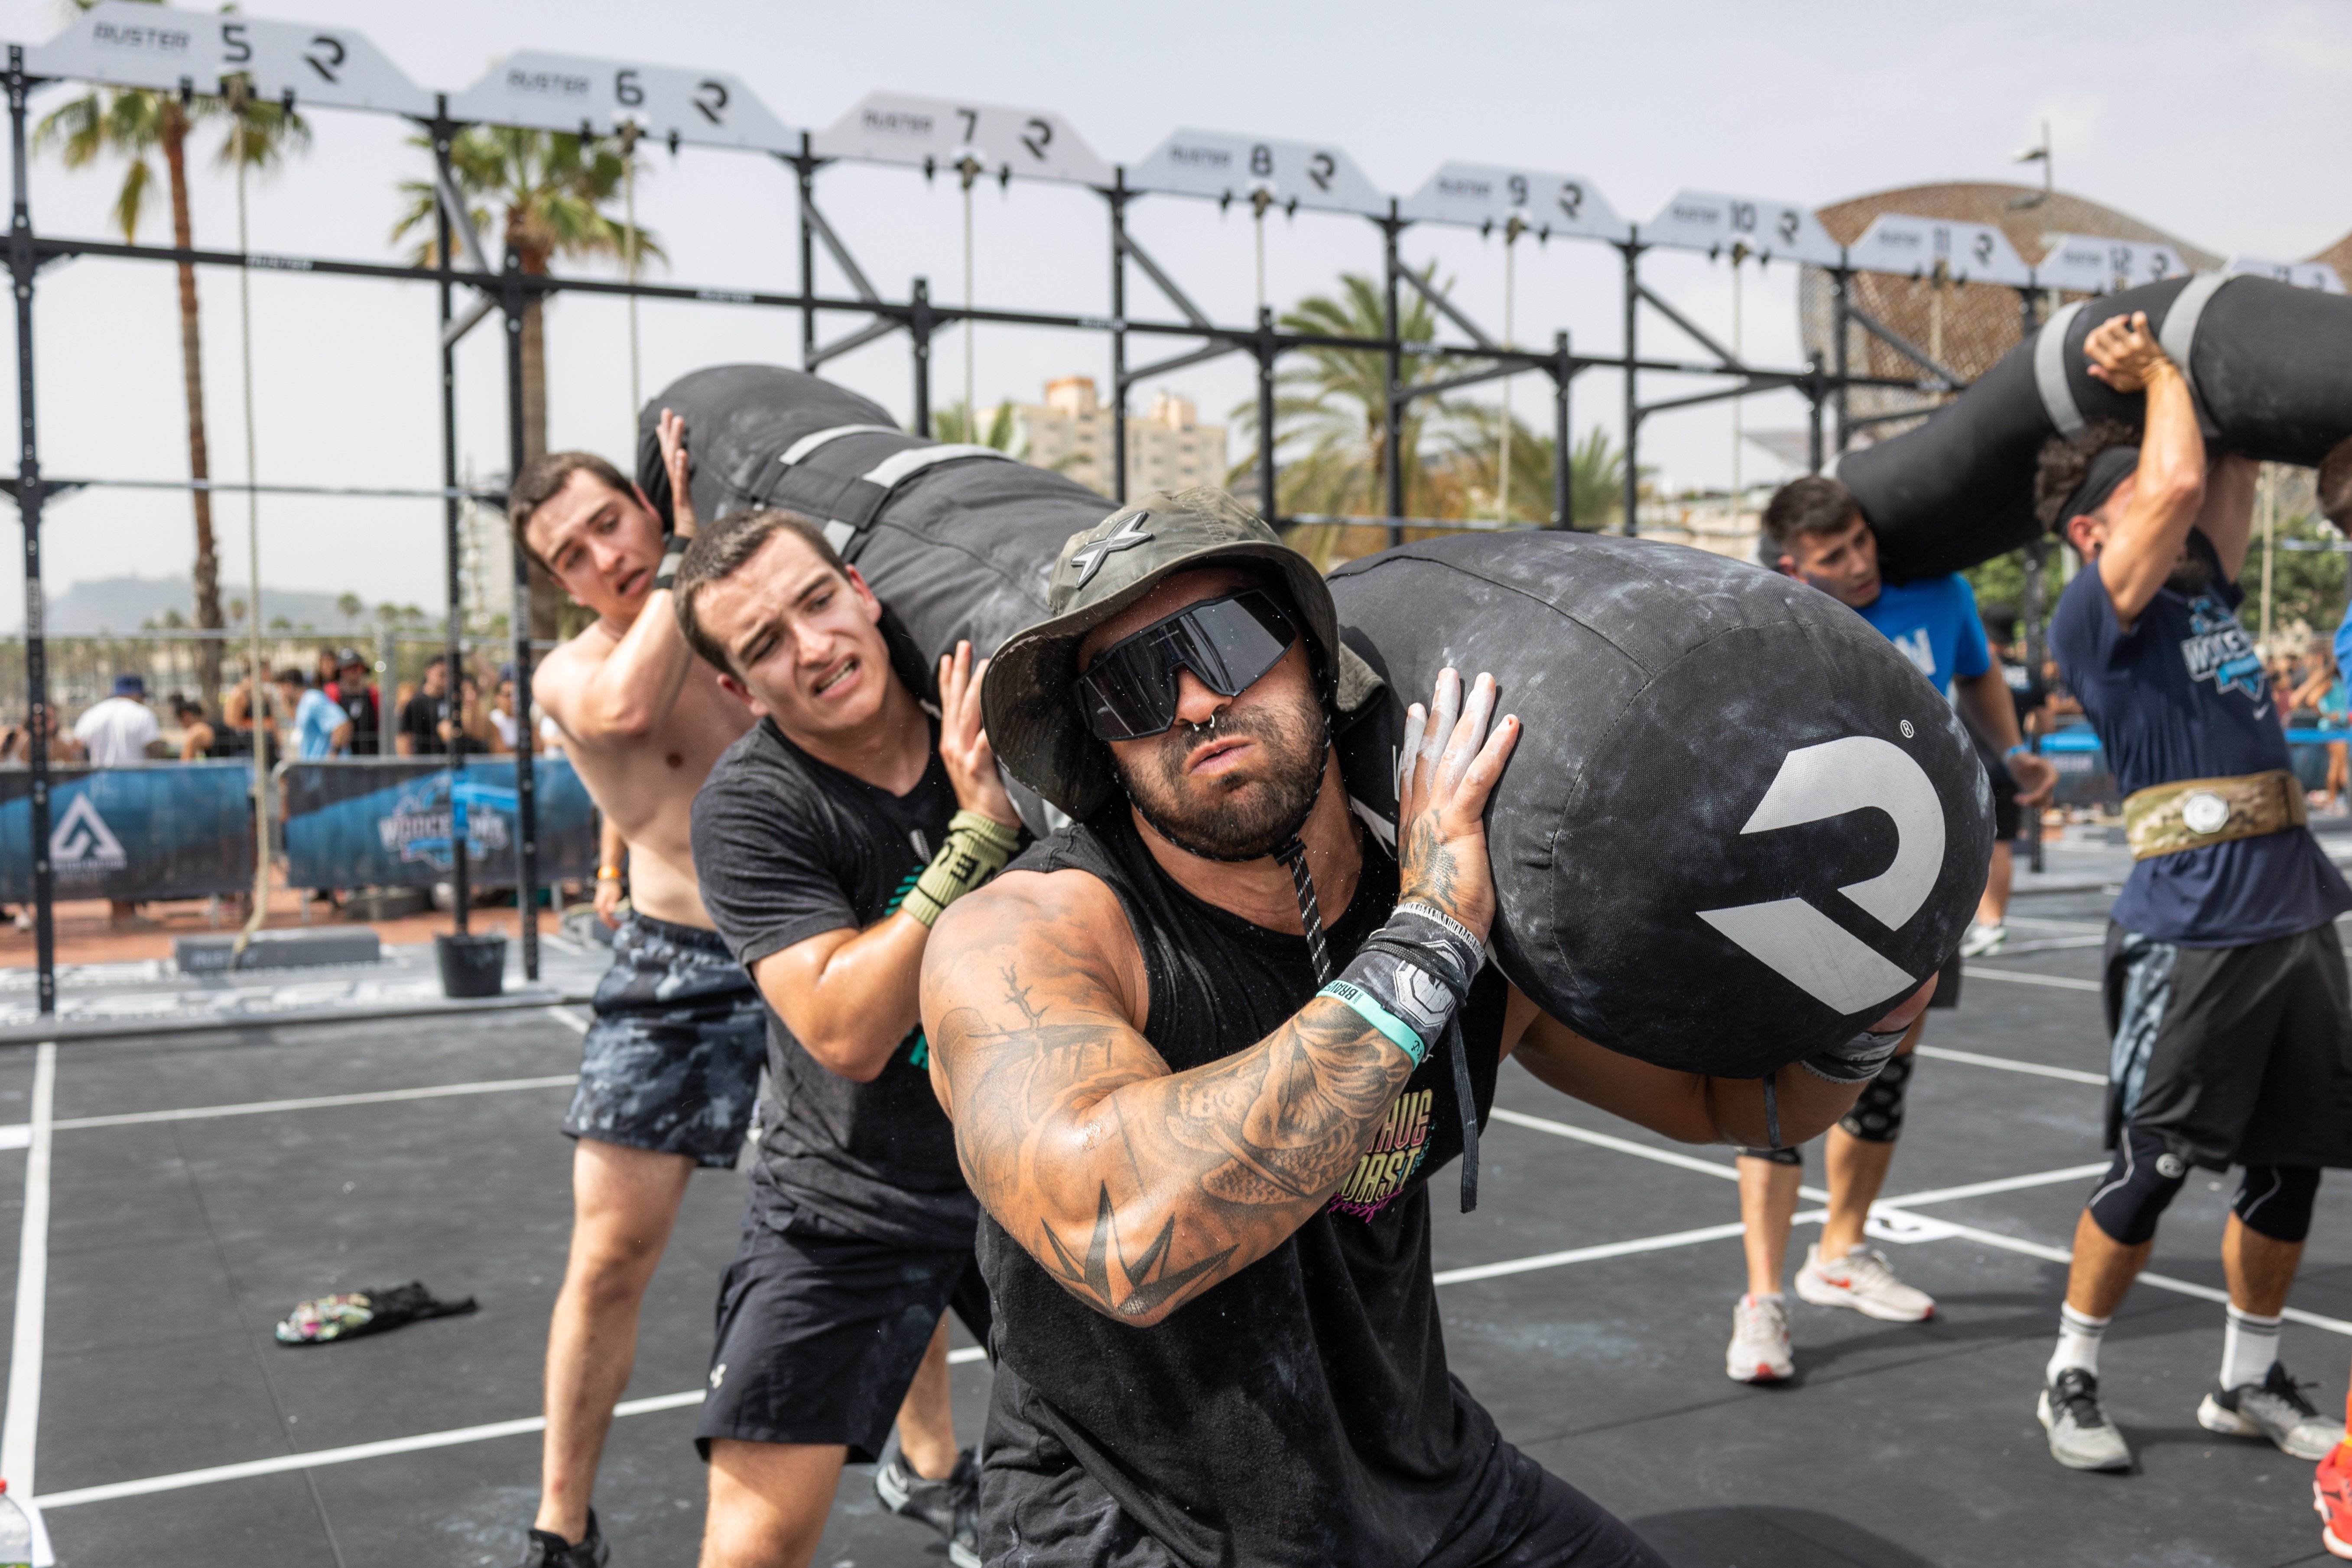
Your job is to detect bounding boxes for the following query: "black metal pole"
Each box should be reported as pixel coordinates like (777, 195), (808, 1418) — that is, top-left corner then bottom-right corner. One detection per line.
(9, 50), (52, 1014)
(433, 108), (469, 935)
(1108, 172), (1128, 504)
(1806, 351), (1825, 475)
(1256, 305), (1277, 524)
(910, 276), (932, 436)
(1620, 241), (1640, 536)
(1831, 265), (1852, 456)
(796, 135), (816, 370)
(1552, 330), (1571, 530)
(501, 247), (539, 982)
(1381, 208), (1403, 543)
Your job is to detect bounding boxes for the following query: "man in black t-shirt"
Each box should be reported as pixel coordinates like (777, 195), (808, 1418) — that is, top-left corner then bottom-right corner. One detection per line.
(679, 509), (1023, 1568)
(923, 491), (1926, 1567)
(333, 649), (381, 756)
(396, 656), (451, 757)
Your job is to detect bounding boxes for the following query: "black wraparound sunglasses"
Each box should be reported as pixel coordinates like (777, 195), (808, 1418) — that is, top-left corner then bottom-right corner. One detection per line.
(1074, 590), (1299, 741)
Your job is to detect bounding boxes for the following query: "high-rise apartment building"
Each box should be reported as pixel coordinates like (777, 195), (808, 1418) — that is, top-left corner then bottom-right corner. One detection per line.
(1006, 377), (1227, 498)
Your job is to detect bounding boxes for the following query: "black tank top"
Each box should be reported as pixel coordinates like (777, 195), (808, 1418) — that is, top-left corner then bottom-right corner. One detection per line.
(978, 807), (1522, 1568)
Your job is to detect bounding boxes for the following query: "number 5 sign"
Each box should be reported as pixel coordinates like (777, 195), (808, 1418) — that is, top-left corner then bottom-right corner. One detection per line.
(448, 52), (796, 154)
(1127, 129), (1386, 219)
(28, 0), (429, 116)
(816, 91), (1111, 186)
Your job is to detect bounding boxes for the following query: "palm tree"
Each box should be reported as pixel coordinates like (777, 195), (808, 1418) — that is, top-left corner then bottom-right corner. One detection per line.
(1228, 271), (1480, 526)
(931, 400), (1017, 451)
(36, 7), (308, 700)
(392, 128), (659, 639)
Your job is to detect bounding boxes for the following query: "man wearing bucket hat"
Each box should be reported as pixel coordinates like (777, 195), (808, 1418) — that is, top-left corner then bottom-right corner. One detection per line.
(923, 488), (1931, 1566)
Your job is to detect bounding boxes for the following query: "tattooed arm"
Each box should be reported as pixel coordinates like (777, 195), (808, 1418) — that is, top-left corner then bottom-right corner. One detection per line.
(923, 670), (1519, 1327)
(1501, 976), (1939, 1146)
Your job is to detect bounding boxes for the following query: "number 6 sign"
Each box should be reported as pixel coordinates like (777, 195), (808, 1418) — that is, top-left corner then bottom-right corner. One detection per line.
(448, 52), (796, 154)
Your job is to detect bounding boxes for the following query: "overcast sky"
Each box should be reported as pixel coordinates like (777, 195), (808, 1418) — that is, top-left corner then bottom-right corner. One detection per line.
(0, 0), (2342, 624)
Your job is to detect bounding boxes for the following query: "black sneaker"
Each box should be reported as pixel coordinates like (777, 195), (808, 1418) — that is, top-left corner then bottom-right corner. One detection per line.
(516, 1511), (608, 1568)
(875, 1447), (981, 1568)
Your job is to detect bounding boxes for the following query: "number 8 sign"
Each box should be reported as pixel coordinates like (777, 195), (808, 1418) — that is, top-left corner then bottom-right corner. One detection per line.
(1129, 130), (1386, 218)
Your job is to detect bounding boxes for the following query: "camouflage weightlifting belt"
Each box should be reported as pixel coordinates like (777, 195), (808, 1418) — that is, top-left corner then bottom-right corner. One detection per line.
(2122, 769), (2306, 860)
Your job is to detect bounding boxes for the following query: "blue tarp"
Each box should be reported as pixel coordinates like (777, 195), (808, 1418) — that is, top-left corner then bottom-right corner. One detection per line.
(281, 757), (597, 890)
(0, 762), (257, 902)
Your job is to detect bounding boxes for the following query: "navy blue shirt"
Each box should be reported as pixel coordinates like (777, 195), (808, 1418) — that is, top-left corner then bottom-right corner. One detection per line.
(2050, 530), (2350, 945)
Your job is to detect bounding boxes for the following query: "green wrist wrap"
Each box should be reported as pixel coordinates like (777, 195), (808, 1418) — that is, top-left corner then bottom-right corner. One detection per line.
(900, 809), (1022, 928)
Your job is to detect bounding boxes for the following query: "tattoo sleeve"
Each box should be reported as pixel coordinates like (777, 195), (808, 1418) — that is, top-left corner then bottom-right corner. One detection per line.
(924, 880), (1416, 1326)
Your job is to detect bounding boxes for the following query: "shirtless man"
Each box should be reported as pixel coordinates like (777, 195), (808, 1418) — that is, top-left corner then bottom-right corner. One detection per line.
(509, 416), (762, 1568)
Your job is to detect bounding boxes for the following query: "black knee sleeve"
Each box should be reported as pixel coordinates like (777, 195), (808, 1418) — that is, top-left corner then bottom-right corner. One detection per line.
(1738, 1145), (1802, 1166)
(2234, 1165), (2320, 1243)
(1837, 1052), (1913, 1143)
(2086, 1126), (2189, 1246)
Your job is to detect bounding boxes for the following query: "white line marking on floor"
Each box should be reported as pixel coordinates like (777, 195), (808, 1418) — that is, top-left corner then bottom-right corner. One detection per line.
(3, 1041), (56, 1496)
(1876, 1164), (2110, 1207)
(949, 1346), (985, 1365)
(1962, 965), (2102, 993)
(1432, 1221), (1754, 1286)
(1927, 1218), (2352, 1337)
(41, 1076), (580, 1134)
(546, 1005), (591, 1034)
(1913, 1044), (2108, 1085)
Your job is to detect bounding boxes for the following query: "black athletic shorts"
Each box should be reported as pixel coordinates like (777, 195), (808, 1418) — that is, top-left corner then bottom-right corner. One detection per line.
(562, 911), (766, 1169)
(977, 1361), (1666, 1567)
(2103, 919), (2352, 1169)
(696, 1198), (991, 1462)
(1929, 948), (1962, 1011)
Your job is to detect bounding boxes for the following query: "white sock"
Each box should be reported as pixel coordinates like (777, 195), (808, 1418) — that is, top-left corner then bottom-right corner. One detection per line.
(2049, 1305), (2110, 1383)
(1745, 1291), (1784, 1307)
(2222, 1305), (2283, 1391)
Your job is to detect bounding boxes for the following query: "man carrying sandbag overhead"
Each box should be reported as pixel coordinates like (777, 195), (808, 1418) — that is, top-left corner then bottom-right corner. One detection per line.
(510, 415), (764, 1568)
(922, 489), (1935, 1566)
(676, 508), (1020, 1568)
(1725, 474), (2056, 1383)
(2034, 309), (2352, 1474)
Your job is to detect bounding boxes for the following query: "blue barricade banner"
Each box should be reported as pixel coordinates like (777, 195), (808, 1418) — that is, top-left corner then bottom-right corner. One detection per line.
(280, 757), (597, 890)
(0, 762), (257, 901)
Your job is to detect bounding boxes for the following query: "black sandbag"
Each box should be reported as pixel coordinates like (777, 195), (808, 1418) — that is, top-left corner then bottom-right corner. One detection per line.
(638, 366), (1115, 831)
(1330, 532), (1991, 1078)
(1848, 275), (2352, 581)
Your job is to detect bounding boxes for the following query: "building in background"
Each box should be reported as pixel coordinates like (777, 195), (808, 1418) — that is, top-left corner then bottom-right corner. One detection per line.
(1006, 377), (1227, 498)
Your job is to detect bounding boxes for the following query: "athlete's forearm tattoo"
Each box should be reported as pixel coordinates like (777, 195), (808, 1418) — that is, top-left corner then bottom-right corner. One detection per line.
(929, 898), (1415, 1324)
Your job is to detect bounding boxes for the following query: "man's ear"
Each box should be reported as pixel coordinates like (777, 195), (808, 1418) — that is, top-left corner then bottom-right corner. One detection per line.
(1772, 552), (1801, 580)
(715, 670), (765, 716)
(847, 564), (883, 624)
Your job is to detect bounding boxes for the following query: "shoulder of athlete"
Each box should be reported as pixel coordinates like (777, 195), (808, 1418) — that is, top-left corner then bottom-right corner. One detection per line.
(924, 865), (1142, 1035)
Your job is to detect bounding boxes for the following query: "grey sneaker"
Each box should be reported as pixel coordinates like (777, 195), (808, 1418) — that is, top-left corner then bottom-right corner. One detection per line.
(875, 1446), (981, 1568)
(2039, 1367), (2134, 1472)
(2200, 1362), (2346, 1461)
(1726, 1294), (1793, 1384)
(515, 1511), (607, 1568)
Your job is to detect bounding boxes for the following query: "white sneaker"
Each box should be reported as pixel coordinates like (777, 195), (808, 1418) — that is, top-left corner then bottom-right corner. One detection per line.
(1794, 1242), (1937, 1322)
(1959, 921), (2007, 957)
(1726, 1293), (1793, 1383)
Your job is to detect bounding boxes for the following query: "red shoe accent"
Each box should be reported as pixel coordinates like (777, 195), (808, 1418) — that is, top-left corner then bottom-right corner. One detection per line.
(2315, 1442), (2352, 1560)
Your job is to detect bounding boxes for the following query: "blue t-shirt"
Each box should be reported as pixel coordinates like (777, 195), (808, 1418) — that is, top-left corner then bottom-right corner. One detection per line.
(293, 688), (344, 759)
(1853, 574), (1990, 699)
(2050, 530), (2350, 945)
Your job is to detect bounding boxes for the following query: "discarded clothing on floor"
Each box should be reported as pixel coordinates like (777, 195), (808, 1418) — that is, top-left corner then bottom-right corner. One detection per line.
(274, 1281), (478, 1346)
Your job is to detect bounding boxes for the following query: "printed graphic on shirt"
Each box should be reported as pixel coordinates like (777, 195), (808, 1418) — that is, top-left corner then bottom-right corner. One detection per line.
(1889, 627), (1936, 683)
(1329, 1088), (1434, 1220)
(2180, 597), (2267, 703)
(883, 844), (931, 1069)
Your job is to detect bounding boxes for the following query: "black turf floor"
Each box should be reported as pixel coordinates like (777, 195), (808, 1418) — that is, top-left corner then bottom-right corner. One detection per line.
(13, 891), (2347, 1565)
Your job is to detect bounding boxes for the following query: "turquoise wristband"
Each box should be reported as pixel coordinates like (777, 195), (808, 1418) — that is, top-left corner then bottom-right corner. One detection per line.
(1317, 980), (1428, 1066)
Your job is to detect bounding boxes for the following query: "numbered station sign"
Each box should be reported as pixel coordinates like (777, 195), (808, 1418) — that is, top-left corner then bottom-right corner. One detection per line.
(1639, 189), (1841, 266)
(448, 53), (795, 153)
(2032, 234), (2191, 294)
(27, 1), (429, 116)
(1126, 129), (1386, 219)
(815, 91), (1111, 187)
(2225, 256), (2345, 293)
(1399, 162), (1628, 242)
(1845, 213), (2032, 288)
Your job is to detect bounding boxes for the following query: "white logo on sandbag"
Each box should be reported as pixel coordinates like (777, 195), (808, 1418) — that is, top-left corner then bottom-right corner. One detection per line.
(1696, 735), (1943, 1014)
(51, 794), (127, 874)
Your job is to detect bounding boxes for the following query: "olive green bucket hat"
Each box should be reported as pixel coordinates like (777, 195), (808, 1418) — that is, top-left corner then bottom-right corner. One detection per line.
(982, 487), (1383, 820)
